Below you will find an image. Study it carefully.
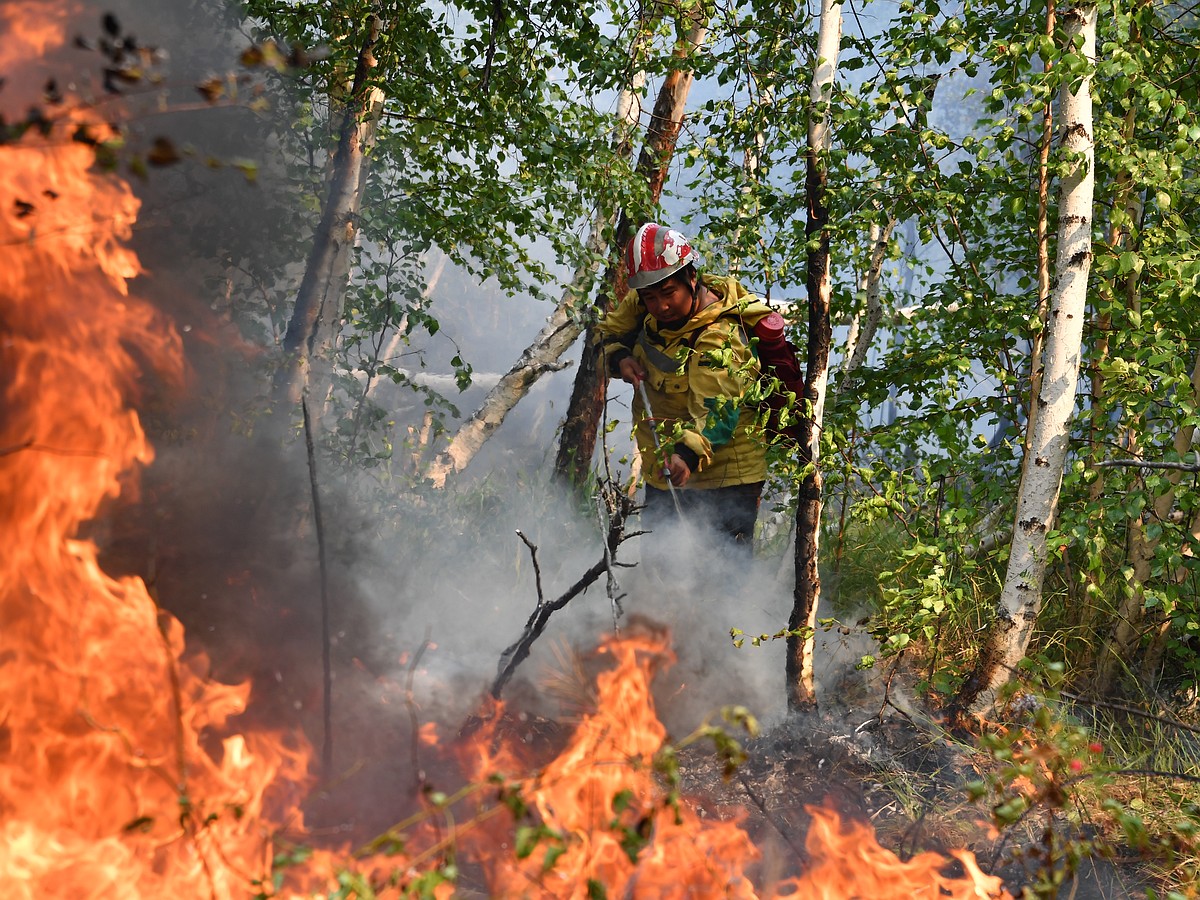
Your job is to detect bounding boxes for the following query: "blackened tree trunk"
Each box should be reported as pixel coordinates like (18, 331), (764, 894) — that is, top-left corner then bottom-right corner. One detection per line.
(786, 0), (842, 713)
(554, 15), (709, 486)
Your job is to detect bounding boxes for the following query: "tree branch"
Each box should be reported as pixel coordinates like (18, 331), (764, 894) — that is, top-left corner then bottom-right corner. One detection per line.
(491, 486), (635, 699)
(1093, 459), (1200, 472)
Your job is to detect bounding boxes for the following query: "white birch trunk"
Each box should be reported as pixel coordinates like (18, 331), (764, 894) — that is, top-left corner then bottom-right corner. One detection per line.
(306, 85), (386, 416)
(835, 216), (894, 402)
(275, 14), (385, 406)
(960, 2), (1096, 713)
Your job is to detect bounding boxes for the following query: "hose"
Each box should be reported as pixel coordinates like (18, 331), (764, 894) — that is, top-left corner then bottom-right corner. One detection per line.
(636, 379), (684, 517)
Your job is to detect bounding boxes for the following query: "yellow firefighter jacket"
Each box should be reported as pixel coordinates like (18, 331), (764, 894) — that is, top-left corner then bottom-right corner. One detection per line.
(597, 274), (773, 491)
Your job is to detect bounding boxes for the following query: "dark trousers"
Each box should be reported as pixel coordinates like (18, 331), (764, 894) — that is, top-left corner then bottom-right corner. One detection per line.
(642, 481), (764, 546)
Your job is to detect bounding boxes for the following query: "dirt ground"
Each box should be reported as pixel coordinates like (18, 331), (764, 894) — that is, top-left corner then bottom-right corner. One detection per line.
(672, 690), (1155, 899)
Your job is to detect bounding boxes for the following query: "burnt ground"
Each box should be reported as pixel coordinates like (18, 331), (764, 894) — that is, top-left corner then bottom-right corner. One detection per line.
(672, 691), (1156, 899)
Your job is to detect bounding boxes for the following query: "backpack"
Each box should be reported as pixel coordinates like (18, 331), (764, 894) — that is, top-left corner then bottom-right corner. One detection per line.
(682, 308), (806, 443)
(729, 309), (806, 444)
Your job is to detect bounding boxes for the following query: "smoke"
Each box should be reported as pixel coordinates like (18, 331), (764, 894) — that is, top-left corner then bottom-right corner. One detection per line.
(352, 484), (799, 739)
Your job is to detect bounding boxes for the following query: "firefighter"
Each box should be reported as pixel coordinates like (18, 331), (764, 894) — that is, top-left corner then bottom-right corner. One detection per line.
(598, 222), (773, 545)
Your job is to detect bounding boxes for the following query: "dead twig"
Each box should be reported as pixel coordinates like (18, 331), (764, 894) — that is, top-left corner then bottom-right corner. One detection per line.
(491, 485), (635, 699)
(302, 396), (334, 781)
(515, 530), (544, 605)
(1093, 458), (1200, 472)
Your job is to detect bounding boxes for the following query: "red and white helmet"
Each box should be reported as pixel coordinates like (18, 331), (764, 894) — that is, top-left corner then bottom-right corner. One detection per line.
(625, 222), (700, 290)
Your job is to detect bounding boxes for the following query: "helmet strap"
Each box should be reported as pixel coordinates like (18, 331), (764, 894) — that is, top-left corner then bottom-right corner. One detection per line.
(687, 274), (704, 319)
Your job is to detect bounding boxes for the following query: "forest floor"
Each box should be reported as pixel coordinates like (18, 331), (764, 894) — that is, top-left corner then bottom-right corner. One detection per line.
(673, 676), (1158, 899)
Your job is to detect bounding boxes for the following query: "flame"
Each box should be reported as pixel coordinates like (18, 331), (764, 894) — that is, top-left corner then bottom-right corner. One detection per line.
(788, 806), (1011, 899)
(0, 2), (78, 70)
(458, 631), (763, 898)
(0, 9), (326, 898)
(450, 630), (1012, 899)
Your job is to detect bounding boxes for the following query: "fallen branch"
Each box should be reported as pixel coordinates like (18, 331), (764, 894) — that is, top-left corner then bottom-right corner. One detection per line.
(491, 485), (636, 699)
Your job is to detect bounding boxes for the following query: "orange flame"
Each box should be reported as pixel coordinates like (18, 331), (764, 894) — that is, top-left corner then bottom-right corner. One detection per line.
(451, 631), (1011, 899)
(456, 632), (761, 898)
(0, 2), (78, 71)
(786, 806), (1011, 899)
(0, 9), (325, 898)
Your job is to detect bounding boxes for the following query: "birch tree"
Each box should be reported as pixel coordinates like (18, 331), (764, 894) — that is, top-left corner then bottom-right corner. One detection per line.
(235, 0), (638, 470)
(274, 13), (385, 408)
(1095, 351), (1200, 688)
(949, 1), (1097, 717)
(786, 0), (842, 713)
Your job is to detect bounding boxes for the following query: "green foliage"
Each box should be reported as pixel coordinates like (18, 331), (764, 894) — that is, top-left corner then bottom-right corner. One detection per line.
(232, 0), (1200, 740)
(964, 666), (1200, 897)
(225, 0), (653, 459)
(671, 0), (1200, 701)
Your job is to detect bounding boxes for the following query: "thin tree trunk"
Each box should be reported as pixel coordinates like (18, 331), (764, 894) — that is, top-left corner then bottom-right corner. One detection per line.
(1082, 112), (1141, 659)
(1023, 0), (1057, 454)
(1088, 132), (1146, 686)
(554, 15), (709, 485)
(730, 53), (777, 280)
(834, 216), (894, 402)
(1087, 110), (1140, 504)
(1117, 351), (1200, 683)
(834, 74), (934, 405)
(786, 0), (842, 713)
(274, 14), (385, 407)
(949, 1), (1096, 720)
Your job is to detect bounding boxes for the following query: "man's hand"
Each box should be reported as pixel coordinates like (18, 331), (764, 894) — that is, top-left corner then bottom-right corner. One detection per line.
(617, 356), (647, 385)
(664, 453), (691, 487)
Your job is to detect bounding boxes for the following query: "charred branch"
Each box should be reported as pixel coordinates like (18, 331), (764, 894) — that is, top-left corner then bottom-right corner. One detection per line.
(491, 486), (636, 699)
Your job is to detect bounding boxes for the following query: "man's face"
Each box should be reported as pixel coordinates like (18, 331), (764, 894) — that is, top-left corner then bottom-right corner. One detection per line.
(638, 274), (694, 326)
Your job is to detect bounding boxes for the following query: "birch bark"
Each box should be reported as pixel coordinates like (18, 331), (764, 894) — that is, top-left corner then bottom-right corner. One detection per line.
(786, 0), (842, 712)
(950, 2), (1097, 717)
(834, 217), (893, 401)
